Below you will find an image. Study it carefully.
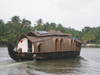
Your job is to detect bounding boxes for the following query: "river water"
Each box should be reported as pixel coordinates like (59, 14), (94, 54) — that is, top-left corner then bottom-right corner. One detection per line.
(0, 47), (100, 75)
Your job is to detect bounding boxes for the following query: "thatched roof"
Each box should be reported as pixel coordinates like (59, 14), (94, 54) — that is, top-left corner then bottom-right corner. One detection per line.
(27, 30), (72, 37)
(18, 30), (72, 43)
(26, 36), (50, 43)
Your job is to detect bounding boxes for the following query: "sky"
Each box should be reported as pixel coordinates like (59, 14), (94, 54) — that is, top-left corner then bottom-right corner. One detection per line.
(0, 0), (100, 30)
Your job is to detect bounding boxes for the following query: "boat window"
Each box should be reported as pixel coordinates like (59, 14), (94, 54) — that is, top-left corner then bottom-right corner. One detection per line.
(60, 39), (63, 50)
(55, 38), (59, 51)
(38, 43), (42, 52)
(28, 40), (32, 52)
(71, 39), (73, 46)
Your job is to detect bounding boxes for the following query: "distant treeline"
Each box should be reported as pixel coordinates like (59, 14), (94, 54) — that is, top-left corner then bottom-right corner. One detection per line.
(0, 16), (100, 45)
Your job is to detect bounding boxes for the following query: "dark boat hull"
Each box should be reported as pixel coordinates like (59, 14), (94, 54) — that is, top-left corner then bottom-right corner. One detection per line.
(9, 51), (80, 61)
(7, 43), (81, 61)
(9, 50), (81, 61)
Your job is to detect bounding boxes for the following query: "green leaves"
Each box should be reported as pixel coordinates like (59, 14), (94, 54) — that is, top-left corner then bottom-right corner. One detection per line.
(81, 27), (100, 43)
(11, 16), (21, 23)
(0, 16), (32, 44)
(22, 18), (31, 26)
(0, 16), (100, 44)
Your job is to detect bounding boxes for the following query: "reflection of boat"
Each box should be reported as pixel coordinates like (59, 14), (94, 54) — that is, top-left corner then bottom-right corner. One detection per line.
(25, 57), (83, 74)
(7, 30), (81, 61)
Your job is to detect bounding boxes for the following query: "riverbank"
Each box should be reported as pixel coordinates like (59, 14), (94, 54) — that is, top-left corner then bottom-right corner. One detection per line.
(82, 44), (100, 48)
(0, 41), (8, 47)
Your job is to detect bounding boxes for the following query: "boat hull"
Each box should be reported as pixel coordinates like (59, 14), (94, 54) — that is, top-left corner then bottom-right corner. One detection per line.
(7, 43), (81, 61)
(9, 51), (81, 61)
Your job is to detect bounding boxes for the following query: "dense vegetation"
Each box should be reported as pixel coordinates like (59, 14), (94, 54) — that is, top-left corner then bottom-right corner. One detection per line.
(0, 16), (32, 45)
(0, 16), (100, 45)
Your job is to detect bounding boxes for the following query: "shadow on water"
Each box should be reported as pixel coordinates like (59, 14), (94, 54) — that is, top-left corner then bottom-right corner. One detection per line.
(19, 57), (87, 75)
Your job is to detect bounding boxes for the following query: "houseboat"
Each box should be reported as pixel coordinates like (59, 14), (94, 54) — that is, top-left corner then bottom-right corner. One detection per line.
(7, 30), (81, 61)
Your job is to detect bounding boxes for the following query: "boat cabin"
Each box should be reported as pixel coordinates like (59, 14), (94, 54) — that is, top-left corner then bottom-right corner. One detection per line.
(17, 30), (80, 53)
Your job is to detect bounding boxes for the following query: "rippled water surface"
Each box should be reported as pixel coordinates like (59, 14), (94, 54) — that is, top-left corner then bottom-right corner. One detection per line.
(0, 47), (100, 75)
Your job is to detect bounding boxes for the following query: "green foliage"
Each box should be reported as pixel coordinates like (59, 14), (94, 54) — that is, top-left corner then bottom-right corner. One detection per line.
(34, 19), (100, 44)
(11, 16), (21, 23)
(0, 16), (32, 45)
(0, 16), (100, 45)
(34, 19), (81, 39)
(82, 31), (95, 41)
(5, 22), (31, 43)
(81, 26), (100, 43)
(22, 18), (31, 26)
(36, 18), (43, 26)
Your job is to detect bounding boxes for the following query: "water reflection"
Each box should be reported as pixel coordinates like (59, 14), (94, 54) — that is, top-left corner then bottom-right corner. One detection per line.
(8, 57), (86, 75)
(0, 57), (86, 75)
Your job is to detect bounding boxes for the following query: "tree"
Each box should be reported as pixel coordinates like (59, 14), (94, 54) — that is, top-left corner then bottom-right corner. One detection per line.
(0, 20), (6, 41)
(11, 16), (21, 23)
(1, 16), (100, 45)
(5, 21), (32, 44)
(22, 18), (31, 26)
(56, 24), (64, 32)
(82, 26), (91, 32)
(0, 19), (5, 34)
(49, 22), (56, 30)
(36, 18), (43, 26)
(82, 31), (96, 43)
(0, 16), (32, 44)
(43, 22), (50, 31)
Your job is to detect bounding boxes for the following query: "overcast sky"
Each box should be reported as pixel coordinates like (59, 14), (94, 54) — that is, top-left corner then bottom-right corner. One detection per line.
(0, 0), (100, 30)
